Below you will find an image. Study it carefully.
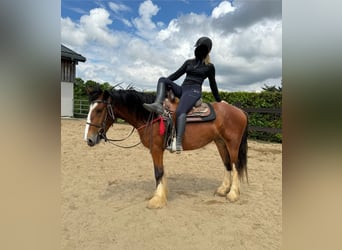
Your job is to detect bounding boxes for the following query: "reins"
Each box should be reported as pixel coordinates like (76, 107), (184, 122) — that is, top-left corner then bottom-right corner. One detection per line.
(136, 116), (163, 131)
(106, 114), (163, 149)
(107, 114), (163, 150)
(103, 126), (142, 149)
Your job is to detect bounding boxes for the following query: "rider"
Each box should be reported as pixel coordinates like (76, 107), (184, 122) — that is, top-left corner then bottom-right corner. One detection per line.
(143, 37), (223, 153)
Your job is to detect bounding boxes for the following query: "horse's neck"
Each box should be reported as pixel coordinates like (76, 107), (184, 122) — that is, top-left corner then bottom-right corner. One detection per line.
(116, 109), (145, 129)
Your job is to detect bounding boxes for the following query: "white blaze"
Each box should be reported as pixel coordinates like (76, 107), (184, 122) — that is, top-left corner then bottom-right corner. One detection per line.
(84, 102), (98, 141)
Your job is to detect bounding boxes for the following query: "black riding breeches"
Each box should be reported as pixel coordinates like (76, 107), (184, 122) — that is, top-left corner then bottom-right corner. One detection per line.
(158, 77), (201, 118)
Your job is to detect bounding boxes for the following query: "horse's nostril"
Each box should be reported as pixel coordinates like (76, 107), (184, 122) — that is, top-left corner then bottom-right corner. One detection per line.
(87, 138), (95, 146)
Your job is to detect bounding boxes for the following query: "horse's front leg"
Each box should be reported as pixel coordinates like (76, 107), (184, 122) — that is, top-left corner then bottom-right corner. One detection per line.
(147, 149), (168, 209)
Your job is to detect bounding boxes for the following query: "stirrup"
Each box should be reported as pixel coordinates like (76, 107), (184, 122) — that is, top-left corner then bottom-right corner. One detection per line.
(176, 144), (183, 154)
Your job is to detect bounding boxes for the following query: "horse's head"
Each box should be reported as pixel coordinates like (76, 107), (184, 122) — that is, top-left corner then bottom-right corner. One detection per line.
(84, 86), (115, 146)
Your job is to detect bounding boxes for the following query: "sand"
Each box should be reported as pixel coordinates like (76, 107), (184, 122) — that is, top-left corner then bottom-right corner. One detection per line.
(61, 118), (282, 249)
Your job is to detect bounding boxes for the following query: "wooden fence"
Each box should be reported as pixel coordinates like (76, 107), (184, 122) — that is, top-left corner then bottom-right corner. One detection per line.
(73, 99), (282, 134)
(74, 99), (89, 118)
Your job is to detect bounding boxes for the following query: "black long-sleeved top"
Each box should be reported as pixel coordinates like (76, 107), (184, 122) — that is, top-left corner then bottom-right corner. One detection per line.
(167, 59), (222, 102)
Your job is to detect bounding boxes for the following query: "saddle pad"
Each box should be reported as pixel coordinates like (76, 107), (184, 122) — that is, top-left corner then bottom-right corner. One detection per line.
(186, 103), (216, 123)
(187, 103), (210, 117)
(163, 99), (216, 123)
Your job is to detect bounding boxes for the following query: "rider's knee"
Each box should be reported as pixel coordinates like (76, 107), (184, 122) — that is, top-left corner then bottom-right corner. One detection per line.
(158, 77), (167, 83)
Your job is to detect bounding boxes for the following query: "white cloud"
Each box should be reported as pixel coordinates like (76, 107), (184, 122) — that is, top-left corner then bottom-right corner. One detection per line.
(108, 2), (130, 13)
(132, 0), (160, 38)
(79, 8), (118, 46)
(231, 20), (282, 58)
(61, 0), (282, 92)
(69, 7), (88, 15)
(138, 0), (159, 18)
(157, 19), (180, 41)
(78, 63), (111, 83)
(61, 8), (119, 49)
(122, 18), (132, 27)
(108, 2), (132, 27)
(61, 17), (87, 47)
(212, 1), (235, 19)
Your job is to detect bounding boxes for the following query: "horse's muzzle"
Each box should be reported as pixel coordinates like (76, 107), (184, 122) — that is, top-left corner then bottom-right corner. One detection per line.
(87, 134), (100, 147)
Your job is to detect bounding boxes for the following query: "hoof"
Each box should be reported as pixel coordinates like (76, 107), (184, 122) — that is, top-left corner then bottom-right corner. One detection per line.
(147, 195), (167, 209)
(226, 189), (240, 202)
(214, 186), (230, 197)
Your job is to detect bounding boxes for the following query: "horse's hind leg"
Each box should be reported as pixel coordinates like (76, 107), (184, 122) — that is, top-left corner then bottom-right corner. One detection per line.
(214, 139), (240, 202)
(225, 142), (241, 202)
(226, 163), (240, 202)
(214, 139), (232, 197)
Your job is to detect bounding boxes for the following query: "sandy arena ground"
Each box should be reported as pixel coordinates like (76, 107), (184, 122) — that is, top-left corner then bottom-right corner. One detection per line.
(61, 118), (282, 249)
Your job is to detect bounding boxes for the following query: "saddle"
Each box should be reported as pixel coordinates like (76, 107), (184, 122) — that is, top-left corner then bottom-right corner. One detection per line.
(163, 90), (216, 123)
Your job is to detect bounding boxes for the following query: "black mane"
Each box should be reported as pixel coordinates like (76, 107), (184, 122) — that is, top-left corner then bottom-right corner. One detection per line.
(109, 89), (157, 121)
(88, 89), (102, 103)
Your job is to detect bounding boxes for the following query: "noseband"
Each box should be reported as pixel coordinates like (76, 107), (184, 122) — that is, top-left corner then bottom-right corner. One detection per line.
(86, 99), (115, 141)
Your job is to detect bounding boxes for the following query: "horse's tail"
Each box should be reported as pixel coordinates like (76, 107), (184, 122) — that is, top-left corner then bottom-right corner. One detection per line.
(236, 113), (248, 183)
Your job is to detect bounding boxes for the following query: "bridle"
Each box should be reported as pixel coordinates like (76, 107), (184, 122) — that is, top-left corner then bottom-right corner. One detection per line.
(86, 98), (140, 148)
(86, 99), (115, 142)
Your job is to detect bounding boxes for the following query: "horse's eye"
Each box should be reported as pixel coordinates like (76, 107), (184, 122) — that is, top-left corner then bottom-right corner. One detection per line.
(96, 109), (103, 114)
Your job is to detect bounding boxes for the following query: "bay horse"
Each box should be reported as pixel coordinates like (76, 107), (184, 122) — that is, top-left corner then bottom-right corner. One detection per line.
(84, 86), (248, 209)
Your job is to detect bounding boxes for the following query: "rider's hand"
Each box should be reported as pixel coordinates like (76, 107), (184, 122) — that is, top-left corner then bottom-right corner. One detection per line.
(220, 100), (228, 104)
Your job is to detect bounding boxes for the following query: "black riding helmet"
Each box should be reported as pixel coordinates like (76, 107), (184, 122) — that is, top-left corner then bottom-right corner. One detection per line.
(194, 36), (212, 60)
(195, 37), (212, 52)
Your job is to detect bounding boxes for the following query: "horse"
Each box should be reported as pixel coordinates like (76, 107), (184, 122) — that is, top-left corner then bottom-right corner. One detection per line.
(84, 86), (248, 209)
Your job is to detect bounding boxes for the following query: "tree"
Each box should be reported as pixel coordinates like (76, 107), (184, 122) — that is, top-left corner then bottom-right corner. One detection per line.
(74, 77), (86, 99)
(101, 82), (112, 91)
(85, 80), (100, 88)
(74, 78), (116, 99)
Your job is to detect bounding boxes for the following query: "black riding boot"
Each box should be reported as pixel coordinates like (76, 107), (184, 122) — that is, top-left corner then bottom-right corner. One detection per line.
(143, 81), (165, 115)
(176, 113), (186, 154)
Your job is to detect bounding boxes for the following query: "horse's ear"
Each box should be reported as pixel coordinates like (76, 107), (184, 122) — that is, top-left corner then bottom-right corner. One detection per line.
(85, 83), (101, 95)
(103, 89), (111, 99)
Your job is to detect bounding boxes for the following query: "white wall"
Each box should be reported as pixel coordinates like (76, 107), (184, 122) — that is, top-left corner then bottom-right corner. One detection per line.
(61, 81), (74, 117)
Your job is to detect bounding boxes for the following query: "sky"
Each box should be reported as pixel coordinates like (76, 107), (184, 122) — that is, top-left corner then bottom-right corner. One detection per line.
(61, 0), (282, 92)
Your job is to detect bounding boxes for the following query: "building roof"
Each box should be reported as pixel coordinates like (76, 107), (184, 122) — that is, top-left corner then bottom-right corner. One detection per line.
(61, 44), (86, 62)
